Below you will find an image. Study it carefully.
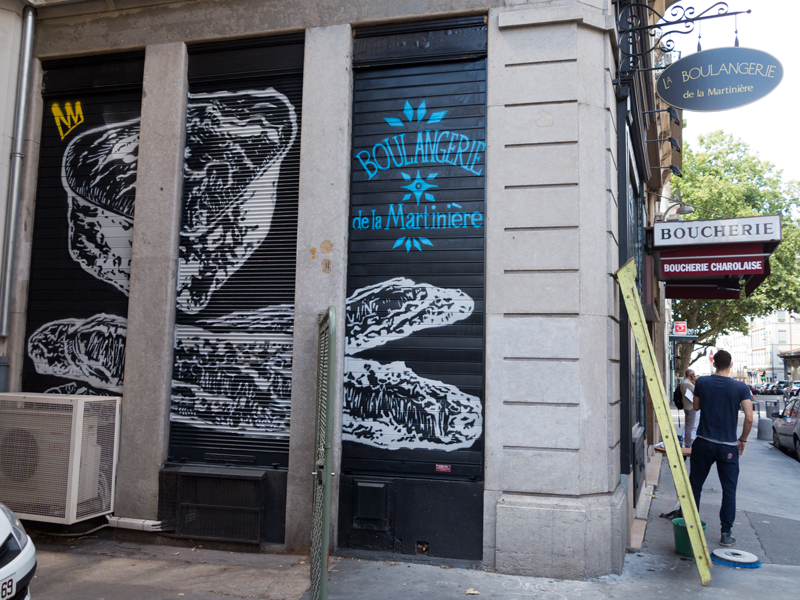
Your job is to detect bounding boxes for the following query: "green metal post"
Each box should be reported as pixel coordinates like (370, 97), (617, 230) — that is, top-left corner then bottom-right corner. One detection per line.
(311, 306), (335, 600)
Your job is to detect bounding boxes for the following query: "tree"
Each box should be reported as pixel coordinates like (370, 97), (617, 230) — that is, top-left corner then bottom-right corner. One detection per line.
(671, 131), (800, 376)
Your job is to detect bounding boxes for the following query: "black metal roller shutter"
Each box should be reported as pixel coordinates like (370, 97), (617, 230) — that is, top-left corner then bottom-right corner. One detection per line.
(168, 35), (304, 468)
(343, 18), (487, 480)
(23, 53), (144, 396)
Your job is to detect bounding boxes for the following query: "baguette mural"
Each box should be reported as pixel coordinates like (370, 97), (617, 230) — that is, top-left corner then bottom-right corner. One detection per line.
(343, 278), (482, 450)
(169, 88), (299, 445)
(63, 118), (139, 295)
(25, 100), (141, 396)
(28, 313), (127, 394)
(345, 85), (487, 464)
(171, 306), (294, 435)
(25, 86), (302, 457)
(177, 90), (297, 314)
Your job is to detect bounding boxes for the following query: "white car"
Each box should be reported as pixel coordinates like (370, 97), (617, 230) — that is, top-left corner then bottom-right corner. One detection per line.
(0, 503), (36, 600)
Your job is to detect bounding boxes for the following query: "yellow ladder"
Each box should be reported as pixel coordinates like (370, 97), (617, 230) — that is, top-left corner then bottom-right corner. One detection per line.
(615, 258), (712, 586)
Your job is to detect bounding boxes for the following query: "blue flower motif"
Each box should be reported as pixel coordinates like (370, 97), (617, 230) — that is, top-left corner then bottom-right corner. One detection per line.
(400, 171), (437, 205)
(385, 100), (448, 127)
(393, 236), (434, 252)
(392, 171), (438, 252)
(383, 100), (448, 253)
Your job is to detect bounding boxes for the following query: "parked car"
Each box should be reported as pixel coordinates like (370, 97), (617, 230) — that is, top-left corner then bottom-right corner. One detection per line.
(0, 502), (36, 600)
(782, 381), (800, 400)
(776, 380), (792, 396)
(772, 398), (800, 460)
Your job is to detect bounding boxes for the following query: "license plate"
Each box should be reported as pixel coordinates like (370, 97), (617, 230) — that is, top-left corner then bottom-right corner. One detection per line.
(0, 573), (15, 600)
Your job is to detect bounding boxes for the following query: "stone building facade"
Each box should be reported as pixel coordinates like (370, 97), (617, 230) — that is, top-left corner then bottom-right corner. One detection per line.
(0, 0), (679, 578)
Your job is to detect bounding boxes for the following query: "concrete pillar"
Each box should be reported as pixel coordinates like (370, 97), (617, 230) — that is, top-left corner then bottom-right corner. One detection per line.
(483, 1), (625, 579)
(285, 24), (352, 552)
(115, 42), (187, 519)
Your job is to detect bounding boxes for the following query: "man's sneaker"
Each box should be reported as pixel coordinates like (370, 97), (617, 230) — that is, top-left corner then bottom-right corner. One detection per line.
(720, 532), (736, 546)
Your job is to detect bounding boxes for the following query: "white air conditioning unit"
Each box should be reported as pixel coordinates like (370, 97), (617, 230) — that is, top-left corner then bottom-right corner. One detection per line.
(0, 393), (121, 524)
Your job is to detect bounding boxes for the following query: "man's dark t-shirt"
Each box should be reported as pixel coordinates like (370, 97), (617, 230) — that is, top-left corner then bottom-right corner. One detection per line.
(694, 374), (750, 443)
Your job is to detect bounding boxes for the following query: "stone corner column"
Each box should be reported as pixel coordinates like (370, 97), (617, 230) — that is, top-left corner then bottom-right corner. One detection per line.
(284, 23), (352, 553)
(485, 3), (625, 579)
(116, 41), (188, 520)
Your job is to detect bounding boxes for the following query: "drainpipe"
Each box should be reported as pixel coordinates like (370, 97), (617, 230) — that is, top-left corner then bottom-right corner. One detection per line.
(0, 6), (36, 337)
(106, 516), (167, 532)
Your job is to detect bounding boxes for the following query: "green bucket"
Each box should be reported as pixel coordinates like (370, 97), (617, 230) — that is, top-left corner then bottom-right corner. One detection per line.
(672, 518), (707, 557)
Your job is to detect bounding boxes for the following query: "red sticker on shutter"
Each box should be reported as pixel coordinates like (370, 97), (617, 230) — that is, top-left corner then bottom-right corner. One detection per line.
(435, 464), (451, 472)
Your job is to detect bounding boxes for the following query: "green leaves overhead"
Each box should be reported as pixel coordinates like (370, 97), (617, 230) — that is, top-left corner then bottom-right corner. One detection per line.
(676, 131), (798, 217)
(672, 131), (800, 373)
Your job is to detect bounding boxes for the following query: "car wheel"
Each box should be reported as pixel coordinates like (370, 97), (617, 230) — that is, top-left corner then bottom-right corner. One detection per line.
(795, 436), (800, 461)
(773, 429), (782, 449)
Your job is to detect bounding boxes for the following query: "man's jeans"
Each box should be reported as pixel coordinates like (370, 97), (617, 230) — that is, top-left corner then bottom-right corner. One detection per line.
(689, 436), (740, 532)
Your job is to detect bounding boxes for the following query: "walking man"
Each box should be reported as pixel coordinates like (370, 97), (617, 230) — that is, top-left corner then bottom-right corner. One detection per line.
(681, 369), (699, 447)
(690, 350), (754, 546)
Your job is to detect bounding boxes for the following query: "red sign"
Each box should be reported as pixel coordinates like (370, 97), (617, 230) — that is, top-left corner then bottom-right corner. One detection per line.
(673, 322), (687, 335)
(661, 257), (764, 278)
(435, 464), (451, 473)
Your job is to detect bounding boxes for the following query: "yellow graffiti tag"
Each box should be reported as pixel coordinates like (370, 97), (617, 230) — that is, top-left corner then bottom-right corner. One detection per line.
(52, 102), (84, 140)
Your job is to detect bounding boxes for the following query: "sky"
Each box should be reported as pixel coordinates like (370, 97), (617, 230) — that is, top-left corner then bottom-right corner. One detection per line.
(662, 0), (800, 184)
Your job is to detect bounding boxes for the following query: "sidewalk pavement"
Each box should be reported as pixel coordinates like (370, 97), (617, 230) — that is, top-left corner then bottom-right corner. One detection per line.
(29, 417), (800, 600)
(650, 413), (800, 567)
(29, 536), (318, 600)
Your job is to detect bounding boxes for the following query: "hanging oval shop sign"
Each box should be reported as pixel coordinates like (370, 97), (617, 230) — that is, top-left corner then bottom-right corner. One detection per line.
(656, 47), (783, 112)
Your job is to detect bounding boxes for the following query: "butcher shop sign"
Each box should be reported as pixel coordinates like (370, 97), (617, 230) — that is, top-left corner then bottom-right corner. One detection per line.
(661, 257), (764, 277)
(653, 215), (781, 248)
(651, 215), (783, 300)
(353, 100), (485, 252)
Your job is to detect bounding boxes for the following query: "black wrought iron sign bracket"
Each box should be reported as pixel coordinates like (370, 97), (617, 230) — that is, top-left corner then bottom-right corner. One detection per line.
(617, 2), (751, 77)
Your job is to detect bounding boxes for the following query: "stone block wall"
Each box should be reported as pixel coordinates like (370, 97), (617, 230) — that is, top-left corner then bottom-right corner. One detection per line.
(483, 2), (625, 578)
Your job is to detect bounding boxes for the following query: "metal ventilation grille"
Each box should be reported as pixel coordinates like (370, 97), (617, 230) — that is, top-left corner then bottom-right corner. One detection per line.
(168, 61), (303, 468)
(176, 470), (267, 543)
(0, 399), (73, 519)
(0, 394), (120, 524)
(76, 399), (118, 519)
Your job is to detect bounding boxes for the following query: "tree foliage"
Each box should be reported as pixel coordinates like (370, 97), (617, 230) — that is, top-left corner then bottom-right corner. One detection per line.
(671, 131), (800, 374)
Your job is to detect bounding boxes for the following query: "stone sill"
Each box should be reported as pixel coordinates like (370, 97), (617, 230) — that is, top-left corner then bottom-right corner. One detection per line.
(498, 1), (615, 33)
